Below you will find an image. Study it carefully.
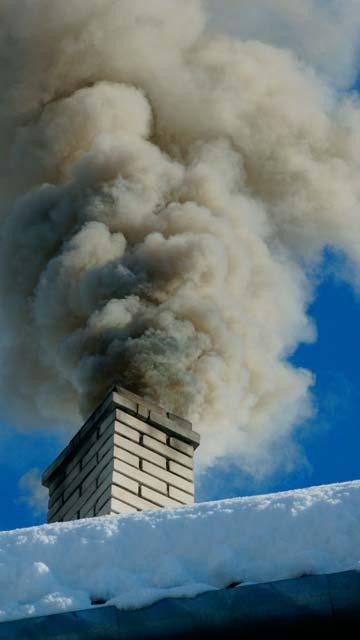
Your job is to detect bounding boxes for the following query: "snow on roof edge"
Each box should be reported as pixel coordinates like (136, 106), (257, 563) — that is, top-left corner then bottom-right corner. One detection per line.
(0, 479), (359, 622)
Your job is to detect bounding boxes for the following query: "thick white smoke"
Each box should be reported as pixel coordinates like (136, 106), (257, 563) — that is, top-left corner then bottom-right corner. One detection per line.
(0, 0), (360, 472)
(208, 0), (360, 89)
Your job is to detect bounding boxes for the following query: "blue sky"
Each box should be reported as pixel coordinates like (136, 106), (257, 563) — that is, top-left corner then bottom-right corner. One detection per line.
(1, 256), (359, 531)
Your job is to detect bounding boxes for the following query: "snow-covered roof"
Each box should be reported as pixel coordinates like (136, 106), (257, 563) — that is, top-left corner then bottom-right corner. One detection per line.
(0, 480), (359, 623)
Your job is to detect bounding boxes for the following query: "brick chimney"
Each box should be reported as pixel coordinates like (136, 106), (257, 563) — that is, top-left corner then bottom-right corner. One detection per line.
(42, 387), (200, 522)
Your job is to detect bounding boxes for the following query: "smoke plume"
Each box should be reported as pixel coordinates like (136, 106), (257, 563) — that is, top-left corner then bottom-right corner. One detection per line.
(0, 0), (360, 472)
(208, 0), (360, 89)
(18, 468), (48, 517)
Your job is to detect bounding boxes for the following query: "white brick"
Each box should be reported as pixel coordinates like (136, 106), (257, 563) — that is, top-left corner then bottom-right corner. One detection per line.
(97, 410), (117, 436)
(96, 438), (114, 465)
(113, 470), (138, 495)
(63, 446), (112, 502)
(65, 428), (98, 477)
(140, 486), (181, 508)
(114, 421), (140, 443)
(110, 498), (141, 515)
(62, 472), (109, 522)
(169, 437), (193, 457)
(112, 391), (138, 415)
(46, 393), (199, 524)
(97, 459), (114, 487)
(48, 475), (71, 509)
(81, 423), (113, 468)
(94, 491), (113, 516)
(81, 479), (97, 502)
(169, 486), (194, 504)
(110, 487), (158, 511)
(59, 499), (84, 523)
(96, 499), (133, 516)
(81, 504), (95, 518)
(66, 462), (81, 486)
(51, 430), (114, 507)
(48, 492), (63, 513)
(114, 445), (139, 468)
(115, 411), (167, 443)
(95, 500), (113, 517)
(169, 461), (193, 481)
(81, 472), (98, 495)
(142, 436), (193, 469)
(66, 411), (115, 476)
(68, 476), (112, 521)
(113, 459), (167, 494)
(79, 485), (111, 518)
(114, 434), (166, 469)
(137, 404), (150, 421)
(49, 487), (80, 521)
(63, 511), (80, 522)
(81, 451), (113, 493)
(47, 473), (66, 496)
(142, 461), (194, 494)
(63, 458), (96, 502)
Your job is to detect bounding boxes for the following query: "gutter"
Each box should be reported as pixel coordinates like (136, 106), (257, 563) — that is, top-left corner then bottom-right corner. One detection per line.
(0, 570), (359, 639)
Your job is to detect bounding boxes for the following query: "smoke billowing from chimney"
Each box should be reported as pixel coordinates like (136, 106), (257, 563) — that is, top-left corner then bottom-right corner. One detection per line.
(0, 0), (360, 473)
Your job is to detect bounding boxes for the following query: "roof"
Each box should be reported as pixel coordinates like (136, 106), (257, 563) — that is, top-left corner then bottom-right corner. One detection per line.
(0, 570), (359, 639)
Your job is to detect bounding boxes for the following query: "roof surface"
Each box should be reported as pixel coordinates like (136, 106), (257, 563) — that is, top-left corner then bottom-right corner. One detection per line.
(0, 570), (359, 639)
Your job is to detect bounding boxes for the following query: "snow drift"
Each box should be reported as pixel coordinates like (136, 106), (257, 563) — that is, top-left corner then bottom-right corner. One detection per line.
(0, 481), (359, 622)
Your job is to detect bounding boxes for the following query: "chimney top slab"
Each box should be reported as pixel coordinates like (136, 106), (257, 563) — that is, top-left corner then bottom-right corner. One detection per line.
(42, 386), (200, 488)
